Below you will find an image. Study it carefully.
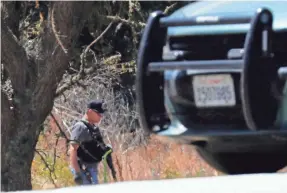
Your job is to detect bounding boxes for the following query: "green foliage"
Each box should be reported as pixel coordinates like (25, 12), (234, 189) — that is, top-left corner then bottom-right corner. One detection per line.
(23, 18), (45, 40)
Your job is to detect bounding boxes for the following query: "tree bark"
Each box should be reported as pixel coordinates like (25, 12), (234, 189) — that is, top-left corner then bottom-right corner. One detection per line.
(1, 1), (21, 38)
(1, 2), (93, 191)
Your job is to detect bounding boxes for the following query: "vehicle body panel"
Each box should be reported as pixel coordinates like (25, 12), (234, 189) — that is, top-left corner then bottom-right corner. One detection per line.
(167, 1), (287, 36)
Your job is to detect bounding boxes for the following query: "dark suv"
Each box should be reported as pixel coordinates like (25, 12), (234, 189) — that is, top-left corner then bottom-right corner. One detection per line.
(136, 1), (287, 174)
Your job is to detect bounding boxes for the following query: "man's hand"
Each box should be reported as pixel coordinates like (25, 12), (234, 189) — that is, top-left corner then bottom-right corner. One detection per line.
(105, 144), (113, 153)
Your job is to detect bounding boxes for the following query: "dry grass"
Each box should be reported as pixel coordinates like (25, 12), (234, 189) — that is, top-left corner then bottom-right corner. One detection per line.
(108, 134), (219, 182)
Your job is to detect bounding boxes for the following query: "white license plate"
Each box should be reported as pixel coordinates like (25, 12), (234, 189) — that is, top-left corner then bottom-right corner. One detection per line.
(192, 74), (236, 107)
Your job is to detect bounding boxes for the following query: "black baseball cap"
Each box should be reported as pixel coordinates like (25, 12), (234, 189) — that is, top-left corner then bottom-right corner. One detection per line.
(87, 100), (106, 114)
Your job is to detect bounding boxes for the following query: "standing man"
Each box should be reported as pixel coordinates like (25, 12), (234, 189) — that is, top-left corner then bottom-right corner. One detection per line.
(69, 100), (117, 185)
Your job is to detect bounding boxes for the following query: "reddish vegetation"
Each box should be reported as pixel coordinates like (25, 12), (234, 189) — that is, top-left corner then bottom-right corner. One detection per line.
(107, 135), (219, 182)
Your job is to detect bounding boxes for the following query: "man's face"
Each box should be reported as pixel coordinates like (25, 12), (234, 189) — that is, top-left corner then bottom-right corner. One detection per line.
(87, 109), (102, 123)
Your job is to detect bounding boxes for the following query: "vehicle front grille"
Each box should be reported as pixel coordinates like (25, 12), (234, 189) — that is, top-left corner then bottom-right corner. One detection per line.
(169, 33), (246, 60)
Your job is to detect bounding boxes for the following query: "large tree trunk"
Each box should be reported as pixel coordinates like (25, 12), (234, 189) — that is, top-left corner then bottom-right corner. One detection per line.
(1, 2), (93, 191)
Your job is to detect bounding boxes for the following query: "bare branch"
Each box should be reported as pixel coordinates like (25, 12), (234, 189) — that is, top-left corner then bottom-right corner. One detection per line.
(80, 21), (114, 73)
(105, 15), (146, 28)
(54, 104), (82, 116)
(34, 149), (57, 188)
(52, 135), (60, 178)
(55, 22), (114, 97)
(51, 4), (68, 54)
(84, 22), (114, 57)
(163, 3), (178, 15)
(49, 112), (69, 141)
(35, 149), (48, 158)
(55, 68), (95, 98)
